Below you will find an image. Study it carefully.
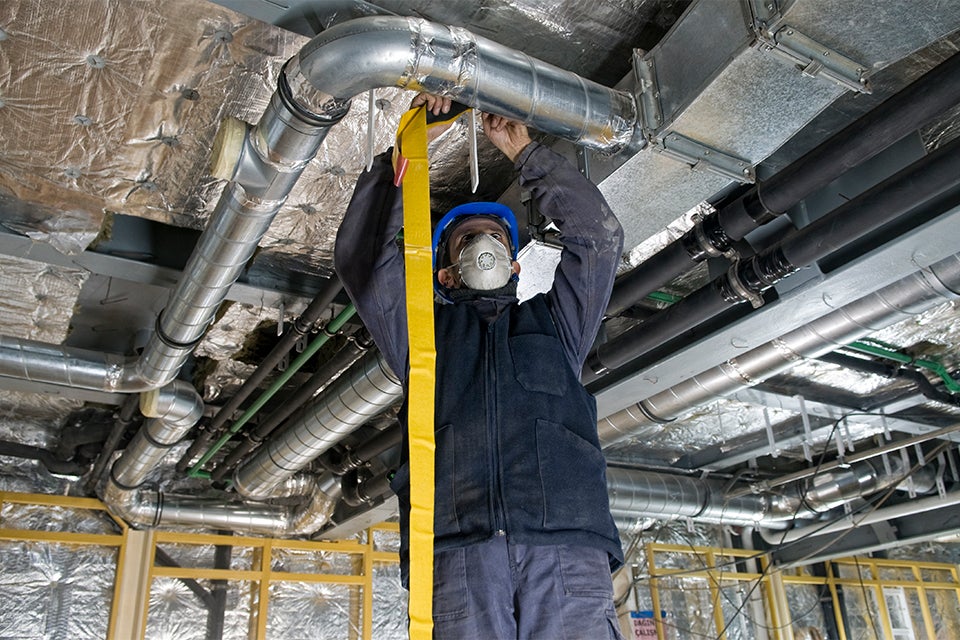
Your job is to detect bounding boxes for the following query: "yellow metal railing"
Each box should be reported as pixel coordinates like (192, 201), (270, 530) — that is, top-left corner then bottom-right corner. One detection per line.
(640, 542), (960, 640)
(0, 492), (400, 640)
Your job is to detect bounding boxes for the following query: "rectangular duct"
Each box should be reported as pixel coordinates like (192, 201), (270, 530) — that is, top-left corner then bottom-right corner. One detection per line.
(599, 0), (960, 248)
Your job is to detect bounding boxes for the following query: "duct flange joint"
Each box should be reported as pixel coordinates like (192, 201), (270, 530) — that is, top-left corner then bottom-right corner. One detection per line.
(656, 133), (756, 183)
(631, 49), (663, 133)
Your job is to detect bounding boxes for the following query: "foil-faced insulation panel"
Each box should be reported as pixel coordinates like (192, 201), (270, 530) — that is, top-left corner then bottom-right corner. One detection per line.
(0, 256), (87, 344)
(0, 541), (117, 640)
(0, 0), (406, 275)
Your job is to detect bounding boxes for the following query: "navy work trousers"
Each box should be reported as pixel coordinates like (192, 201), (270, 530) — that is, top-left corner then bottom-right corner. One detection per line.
(429, 536), (625, 640)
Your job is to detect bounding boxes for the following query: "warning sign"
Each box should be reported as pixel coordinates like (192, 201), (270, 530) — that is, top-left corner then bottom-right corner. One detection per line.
(629, 611), (661, 638)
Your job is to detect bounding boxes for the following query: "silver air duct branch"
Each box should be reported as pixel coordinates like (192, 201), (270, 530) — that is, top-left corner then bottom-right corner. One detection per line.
(598, 253), (960, 447)
(288, 16), (639, 153)
(606, 457), (908, 529)
(233, 350), (403, 501)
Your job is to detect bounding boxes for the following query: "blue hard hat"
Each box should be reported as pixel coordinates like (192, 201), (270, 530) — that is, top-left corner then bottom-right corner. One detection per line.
(432, 202), (520, 271)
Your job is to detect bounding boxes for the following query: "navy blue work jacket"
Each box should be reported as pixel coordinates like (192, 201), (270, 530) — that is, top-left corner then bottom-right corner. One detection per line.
(335, 141), (625, 578)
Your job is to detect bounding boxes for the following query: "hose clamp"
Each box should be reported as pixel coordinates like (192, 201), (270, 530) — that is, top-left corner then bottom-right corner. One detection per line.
(726, 261), (765, 309)
(692, 212), (738, 260)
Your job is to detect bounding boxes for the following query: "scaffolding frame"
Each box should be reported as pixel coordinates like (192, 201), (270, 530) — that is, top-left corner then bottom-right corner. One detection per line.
(0, 491), (400, 640)
(641, 541), (960, 640)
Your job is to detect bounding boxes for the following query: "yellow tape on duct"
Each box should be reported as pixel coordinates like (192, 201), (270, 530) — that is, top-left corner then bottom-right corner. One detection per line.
(396, 105), (436, 639)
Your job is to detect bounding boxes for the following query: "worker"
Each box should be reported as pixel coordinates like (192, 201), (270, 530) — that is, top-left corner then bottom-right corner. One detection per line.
(334, 93), (625, 639)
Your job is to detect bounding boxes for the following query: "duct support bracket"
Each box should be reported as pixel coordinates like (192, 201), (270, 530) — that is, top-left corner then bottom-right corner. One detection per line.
(657, 132), (756, 184)
(760, 26), (871, 94)
(745, 0), (871, 94)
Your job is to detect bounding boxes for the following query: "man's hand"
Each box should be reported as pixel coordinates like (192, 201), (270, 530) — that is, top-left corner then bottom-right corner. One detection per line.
(410, 93), (455, 143)
(482, 113), (532, 163)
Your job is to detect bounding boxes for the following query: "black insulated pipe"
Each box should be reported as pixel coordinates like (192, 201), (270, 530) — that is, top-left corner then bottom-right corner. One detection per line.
(83, 395), (140, 494)
(320, 424), (401, 475)
(177, 277), (343, 472)
(208, 328), (373, 482)
(584, 135), (960, 384)
(818, 351), (960, 409)
(341, 468), (393, 507)
(604, 49), (960, 317)
(0, 441), (88, 476)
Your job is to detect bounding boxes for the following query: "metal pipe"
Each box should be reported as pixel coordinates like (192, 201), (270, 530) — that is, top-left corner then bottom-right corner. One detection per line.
(598, 253), (960, 446)
(604, 49), (960, 316)
(110, 381), (205, 488)
(606, 458), (902, 527)
(586, 139), (960, 383)
(135, 93), (344, 388)
(759, 489), (960, 546)
(290, 16), (639, 153)
(209, 328), (373, 482)
(179, 277), (343, 471)
(103, 473), (338, 536)
(233, 350), (402, 500)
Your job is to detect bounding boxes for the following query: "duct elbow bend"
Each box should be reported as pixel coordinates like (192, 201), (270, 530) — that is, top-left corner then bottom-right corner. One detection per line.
(288, 15), (637, 153)
(140, 381), (204, 431)
(286, 489), (338, 536)
(102, 477), (162, 528)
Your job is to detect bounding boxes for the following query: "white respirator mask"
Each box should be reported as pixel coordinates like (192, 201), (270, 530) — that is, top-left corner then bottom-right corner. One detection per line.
(456, 234), (514, 290)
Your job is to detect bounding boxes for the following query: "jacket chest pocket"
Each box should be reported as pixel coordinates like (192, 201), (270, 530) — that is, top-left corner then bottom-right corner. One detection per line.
(509, 334), (569, 396)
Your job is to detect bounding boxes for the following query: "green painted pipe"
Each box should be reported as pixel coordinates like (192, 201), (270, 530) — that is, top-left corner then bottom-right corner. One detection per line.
(188, 303), (357, 477)
(848, 339), (960, 394)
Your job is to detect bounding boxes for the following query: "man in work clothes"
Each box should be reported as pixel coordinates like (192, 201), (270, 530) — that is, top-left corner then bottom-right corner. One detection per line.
(335, 93), (625, 639)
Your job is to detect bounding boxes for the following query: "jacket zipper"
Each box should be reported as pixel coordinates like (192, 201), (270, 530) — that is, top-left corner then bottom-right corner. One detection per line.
(487, 322), (507, 536)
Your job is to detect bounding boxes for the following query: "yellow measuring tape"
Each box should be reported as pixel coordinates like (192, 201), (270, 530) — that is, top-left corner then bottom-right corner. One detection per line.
(395, 105), (437, 638)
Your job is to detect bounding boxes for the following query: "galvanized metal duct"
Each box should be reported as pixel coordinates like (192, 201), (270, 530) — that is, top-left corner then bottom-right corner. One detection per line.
(233, 350), (402, 500)
(104, 473), (338, 537)
(607, 457), (906, 528)
(599, 253), (960, 446)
